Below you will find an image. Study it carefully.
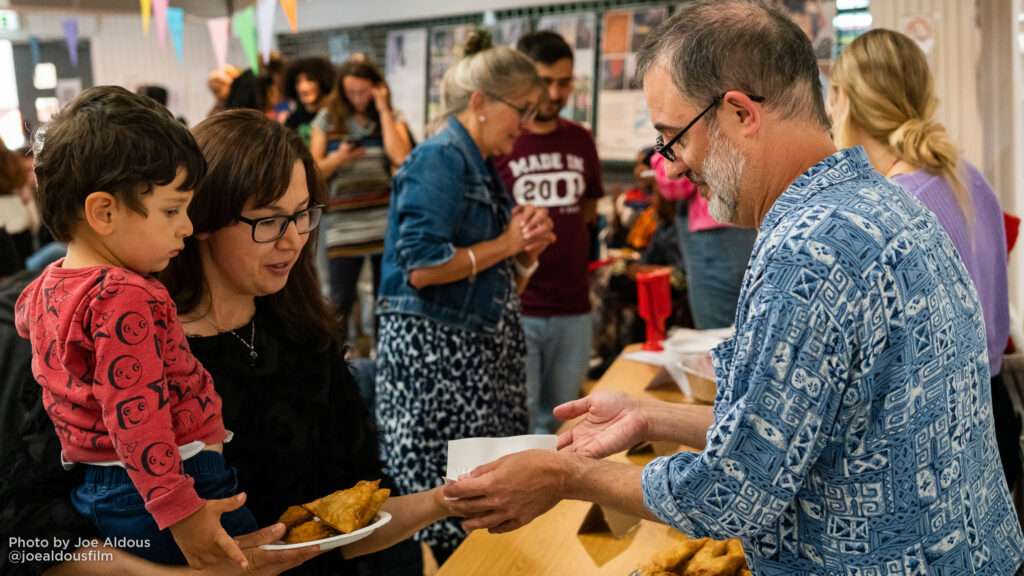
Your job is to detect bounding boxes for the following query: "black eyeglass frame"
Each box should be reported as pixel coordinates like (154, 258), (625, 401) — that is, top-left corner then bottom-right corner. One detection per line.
(654, 93), (765, 162)
(236, 204), (325, 244)
(485, 92), (538, 125)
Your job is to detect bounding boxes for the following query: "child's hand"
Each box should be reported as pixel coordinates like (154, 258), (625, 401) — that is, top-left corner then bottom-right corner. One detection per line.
(170, 494), (250, 570)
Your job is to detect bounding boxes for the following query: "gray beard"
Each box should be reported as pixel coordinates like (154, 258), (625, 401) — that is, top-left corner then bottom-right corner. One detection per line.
(702, 123), (745, 224)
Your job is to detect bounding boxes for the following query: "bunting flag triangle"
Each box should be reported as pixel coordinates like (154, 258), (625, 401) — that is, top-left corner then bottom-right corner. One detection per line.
(153, 0), (168, 47)
(62, 19), (79, 68)
(29, 36), (40, 67)
(257, 0), (276, 64)
(207, 17), (231, 71)
(140, 0), (151, 35)
(167, 7), (184, 64)
(233, 6), (259, 72)
(279, 0), (297, 33)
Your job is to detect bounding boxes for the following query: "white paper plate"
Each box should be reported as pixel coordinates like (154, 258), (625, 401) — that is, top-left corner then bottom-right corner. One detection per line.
(259, 511), (392, 551)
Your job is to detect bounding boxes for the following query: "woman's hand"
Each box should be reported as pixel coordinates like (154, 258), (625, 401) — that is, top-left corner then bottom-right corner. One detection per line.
(512, 205), (556, 262)
(372, 82), (391, 113)
(328, 142), (367, 167)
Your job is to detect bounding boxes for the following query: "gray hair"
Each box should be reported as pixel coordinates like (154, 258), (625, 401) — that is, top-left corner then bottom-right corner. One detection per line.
(441, 44), (541, 118)
(635, 0), (829, 130)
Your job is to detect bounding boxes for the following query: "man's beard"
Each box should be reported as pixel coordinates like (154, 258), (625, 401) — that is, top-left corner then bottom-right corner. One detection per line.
(690, 121), (745, 224)
(535, 99), (566, 122)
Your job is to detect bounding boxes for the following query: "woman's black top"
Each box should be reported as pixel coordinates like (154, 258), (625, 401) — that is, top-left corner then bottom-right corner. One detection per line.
(0, 288), (419, 576)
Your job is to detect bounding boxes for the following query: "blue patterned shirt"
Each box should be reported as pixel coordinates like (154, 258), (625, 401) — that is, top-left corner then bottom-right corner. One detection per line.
(641, 147), (1024, 575)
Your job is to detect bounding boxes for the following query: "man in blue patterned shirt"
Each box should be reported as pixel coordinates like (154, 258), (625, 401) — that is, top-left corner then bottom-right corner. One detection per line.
(445, 1), (1024, 573)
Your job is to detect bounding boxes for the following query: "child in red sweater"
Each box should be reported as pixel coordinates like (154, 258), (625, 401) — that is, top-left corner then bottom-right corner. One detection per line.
(15, 86), (255, 568)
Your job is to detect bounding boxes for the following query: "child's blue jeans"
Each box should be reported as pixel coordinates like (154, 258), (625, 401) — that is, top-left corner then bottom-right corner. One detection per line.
(70, 450), (258, 565)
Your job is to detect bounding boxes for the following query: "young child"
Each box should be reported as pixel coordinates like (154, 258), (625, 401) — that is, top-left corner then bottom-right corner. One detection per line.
(14, 86), (256, 568)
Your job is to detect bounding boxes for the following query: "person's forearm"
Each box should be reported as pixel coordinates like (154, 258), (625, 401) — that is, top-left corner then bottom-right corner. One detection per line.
(44, 545), (183, 576)
(314, 153), (344, 177)
(379, 108), (411, 167)
(641, 401), (715, 449)
(342, 488), (447, 559)
(408, 237), (514, 288)
(562, 455), (658, 522)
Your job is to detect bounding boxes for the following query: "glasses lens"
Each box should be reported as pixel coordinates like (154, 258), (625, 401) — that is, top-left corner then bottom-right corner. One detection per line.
(254, 217), (286, 243)
(304, 205), (323, 233)
(295, 206), (324, 234)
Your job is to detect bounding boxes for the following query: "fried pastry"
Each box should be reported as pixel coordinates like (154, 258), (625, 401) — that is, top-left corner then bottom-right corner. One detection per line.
(277, 505), (314, 530)
(644, 537), (709, 573)
(303, 479), (383, 534)
(682, 539), (746, 576)
(639, 537), (747, 576)
(282, 519), (338, 544)
(360, 487), (390, 526)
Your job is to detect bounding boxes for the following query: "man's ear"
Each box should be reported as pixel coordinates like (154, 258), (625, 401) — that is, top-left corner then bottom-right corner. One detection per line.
(722, 91), (761, 138)
(83, 192), (118, 236)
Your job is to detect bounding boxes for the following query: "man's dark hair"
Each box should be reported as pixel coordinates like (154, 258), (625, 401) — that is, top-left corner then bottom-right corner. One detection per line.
(635, 0), (829, 130)
(283, 57), (335, 101)
(32, 85), (205, 243)
(516, 31), (573, 65)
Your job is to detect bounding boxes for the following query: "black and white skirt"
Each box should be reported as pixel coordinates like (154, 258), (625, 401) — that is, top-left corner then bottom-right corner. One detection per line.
(374, 281), (528, 556)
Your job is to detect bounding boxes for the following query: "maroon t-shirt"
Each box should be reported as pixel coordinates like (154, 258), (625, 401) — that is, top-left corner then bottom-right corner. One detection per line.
(495, 118), (603, 317)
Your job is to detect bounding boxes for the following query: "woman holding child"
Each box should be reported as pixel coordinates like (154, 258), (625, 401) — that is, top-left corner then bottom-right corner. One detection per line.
(2, 96), (450, 575)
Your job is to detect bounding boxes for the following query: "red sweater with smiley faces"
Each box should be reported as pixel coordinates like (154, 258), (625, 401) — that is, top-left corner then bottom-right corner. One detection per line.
(15, 261), (226, 529)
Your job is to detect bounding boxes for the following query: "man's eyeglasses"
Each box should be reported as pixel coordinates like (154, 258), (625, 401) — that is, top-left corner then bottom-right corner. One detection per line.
(486, 93), (537, 125)
(237, 204), (324, 243)
(654, 93), (765, 162)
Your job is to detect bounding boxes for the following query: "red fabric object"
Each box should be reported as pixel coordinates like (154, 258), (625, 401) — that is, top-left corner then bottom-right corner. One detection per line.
(1005, 212), (1020, 354)
(636, 268), (672, 351)
(1005, 212), (1020, 256)
(15, 263), (226, 529)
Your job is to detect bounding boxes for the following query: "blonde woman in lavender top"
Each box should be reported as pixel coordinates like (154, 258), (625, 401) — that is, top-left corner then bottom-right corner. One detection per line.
(828, 28), (1017, 489)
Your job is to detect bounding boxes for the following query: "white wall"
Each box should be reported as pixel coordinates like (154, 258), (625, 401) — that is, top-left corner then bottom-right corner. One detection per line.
(2, 10), (252, 127)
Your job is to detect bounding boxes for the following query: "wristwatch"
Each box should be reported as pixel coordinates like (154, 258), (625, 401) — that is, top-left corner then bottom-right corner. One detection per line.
(514, 258), (540, 277)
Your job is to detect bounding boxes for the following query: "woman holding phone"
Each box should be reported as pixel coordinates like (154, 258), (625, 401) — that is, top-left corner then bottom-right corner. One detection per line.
(310, 57), (413, 342)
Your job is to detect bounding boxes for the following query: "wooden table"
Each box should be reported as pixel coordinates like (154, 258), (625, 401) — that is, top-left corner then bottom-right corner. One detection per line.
(436, 345), (700, 576)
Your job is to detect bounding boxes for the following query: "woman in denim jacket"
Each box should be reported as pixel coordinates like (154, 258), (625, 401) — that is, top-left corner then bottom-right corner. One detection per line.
(375, 31), (555, 563)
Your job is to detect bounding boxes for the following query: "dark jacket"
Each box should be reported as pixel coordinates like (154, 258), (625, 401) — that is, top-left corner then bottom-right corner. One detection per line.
(0, 269), (96, 576)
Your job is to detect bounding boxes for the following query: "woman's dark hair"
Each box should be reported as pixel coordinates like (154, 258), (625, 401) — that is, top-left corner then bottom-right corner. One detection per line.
(161, 109), (341, 353)
(324, 58), (389, 135)
(283, 57), (335, 102)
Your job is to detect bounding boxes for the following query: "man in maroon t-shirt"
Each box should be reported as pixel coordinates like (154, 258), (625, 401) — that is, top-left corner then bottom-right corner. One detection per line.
(495, 31), (604, 433)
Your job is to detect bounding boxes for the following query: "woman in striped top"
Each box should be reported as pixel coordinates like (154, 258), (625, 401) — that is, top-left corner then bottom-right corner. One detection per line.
(310, 58), (413, 340)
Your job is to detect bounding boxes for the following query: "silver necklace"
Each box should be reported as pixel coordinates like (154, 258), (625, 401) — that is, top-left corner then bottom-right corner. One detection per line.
(204, 315), (258, 366)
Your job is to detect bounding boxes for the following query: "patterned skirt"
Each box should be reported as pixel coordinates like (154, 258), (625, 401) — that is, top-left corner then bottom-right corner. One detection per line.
(374, 284), (528, 556)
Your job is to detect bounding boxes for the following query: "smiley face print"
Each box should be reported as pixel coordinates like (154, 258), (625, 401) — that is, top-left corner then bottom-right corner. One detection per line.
(116, 396), (151, 429)
(115, 312), (150, 345)
(107, 355), (143, 389)
(141, 442), (177, 476)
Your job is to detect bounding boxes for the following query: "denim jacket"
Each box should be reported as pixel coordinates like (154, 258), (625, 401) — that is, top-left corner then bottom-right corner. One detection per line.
(377, 116), (513, 336)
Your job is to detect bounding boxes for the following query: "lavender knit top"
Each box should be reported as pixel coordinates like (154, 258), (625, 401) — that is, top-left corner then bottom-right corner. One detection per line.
(892, 163), (1009, 376)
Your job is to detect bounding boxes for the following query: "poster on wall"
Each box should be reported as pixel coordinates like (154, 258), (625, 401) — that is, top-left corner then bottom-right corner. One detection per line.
(386, 28), (428, 143)
(537, 12), (595, 129)
(427, 24), (476, 125)
(595, 5), (667, 161)
(492, 17), (530, 48)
